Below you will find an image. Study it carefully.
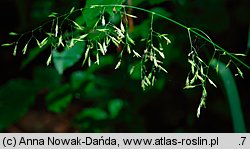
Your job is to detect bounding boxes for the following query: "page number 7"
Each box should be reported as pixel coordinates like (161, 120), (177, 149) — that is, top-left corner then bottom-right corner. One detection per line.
(240, 137), (246, 145)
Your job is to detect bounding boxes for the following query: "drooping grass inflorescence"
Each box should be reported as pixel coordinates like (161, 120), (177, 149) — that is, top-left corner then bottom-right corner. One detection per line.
(2, 4), (249, 117)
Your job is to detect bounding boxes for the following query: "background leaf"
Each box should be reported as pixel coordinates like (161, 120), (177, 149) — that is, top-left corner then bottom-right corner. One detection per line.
(21, 45), (49, 68)
(33, 66), (61, 89)
(75, 108), (108, 121)
(211, 59), (246, 132)
(0, 80), (36, 131)
(45, 84), (72, 113)
(108, 99), (124, 119)
(53, 42), (85, 74)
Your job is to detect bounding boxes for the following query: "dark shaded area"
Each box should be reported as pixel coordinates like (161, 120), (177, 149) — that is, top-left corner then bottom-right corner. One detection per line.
(0, 0), (249, 132)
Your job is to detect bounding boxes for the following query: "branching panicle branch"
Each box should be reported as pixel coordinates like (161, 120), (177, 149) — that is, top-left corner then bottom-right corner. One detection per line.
(2, 4), (249, 117)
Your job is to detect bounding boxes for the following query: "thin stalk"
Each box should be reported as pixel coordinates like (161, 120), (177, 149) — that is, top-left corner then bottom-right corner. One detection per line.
(91, 4), (250, 70)
(9, 4), (250, 70)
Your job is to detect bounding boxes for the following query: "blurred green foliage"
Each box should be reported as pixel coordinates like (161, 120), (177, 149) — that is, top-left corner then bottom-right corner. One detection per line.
(0, 80), (35, 130)
(53, 42), (85, 74)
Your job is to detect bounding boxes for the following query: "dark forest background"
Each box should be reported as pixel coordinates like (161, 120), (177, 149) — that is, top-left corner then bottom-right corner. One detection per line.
(0, 0), (249, 132)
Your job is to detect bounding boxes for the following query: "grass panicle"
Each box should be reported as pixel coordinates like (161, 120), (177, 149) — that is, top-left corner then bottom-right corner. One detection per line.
(2, 4), (249, 117)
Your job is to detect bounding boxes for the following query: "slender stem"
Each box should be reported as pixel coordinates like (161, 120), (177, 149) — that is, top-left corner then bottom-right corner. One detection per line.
(11, 4), (250, 70)
(190, 29), (250, 69)
(91, 4), (250, 70)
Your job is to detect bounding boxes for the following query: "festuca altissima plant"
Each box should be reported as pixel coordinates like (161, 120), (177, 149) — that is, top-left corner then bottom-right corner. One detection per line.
(2, 4), (249, 117)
